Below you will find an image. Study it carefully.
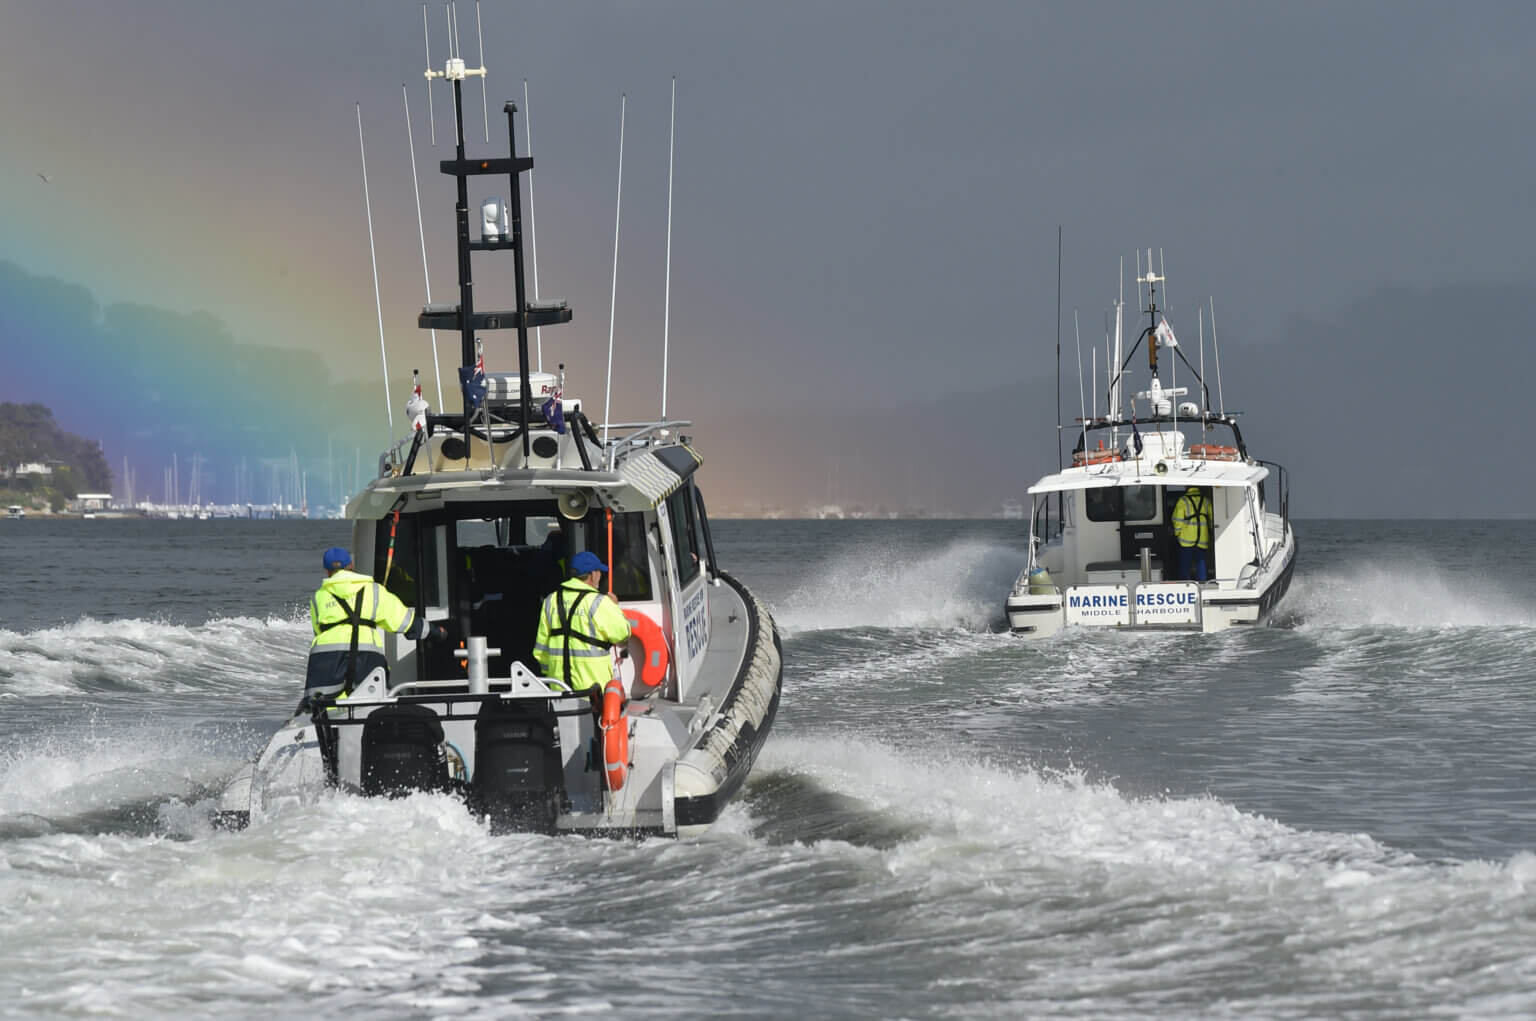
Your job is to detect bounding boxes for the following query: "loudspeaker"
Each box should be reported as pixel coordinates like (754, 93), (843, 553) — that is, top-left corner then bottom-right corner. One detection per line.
(557, 490), (590, 520)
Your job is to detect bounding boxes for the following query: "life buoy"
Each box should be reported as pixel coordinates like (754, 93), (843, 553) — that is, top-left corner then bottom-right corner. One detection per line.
(600, 678), (629, 791)
(1072, 450), (1122, 466)
(1189, 443), (1240, 461)
(622, 610), (670, 689)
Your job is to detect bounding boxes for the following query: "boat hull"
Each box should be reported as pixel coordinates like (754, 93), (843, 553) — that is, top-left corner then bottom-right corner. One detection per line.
(218, 572), (781, 837)
(1006, 529), (1297, 637)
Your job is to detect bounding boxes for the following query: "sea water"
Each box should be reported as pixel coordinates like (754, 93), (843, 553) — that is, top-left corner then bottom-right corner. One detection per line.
(2, 518), (1535, 1018)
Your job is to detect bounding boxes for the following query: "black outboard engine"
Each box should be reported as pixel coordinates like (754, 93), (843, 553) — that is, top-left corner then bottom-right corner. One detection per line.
(360, 704), (449, 796)
(470, 697), (564, 833)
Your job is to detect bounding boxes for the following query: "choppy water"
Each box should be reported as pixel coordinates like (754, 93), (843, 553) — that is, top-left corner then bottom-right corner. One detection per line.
(3, 517), (1536, 1018)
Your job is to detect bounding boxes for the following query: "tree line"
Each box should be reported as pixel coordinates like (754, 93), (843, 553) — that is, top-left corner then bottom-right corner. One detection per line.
(0, 402), (113, 493)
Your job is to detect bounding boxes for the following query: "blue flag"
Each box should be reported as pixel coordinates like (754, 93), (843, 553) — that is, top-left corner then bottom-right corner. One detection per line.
(1131, 417), (1144, 456)
(540, 390), (567, 435)
(458, 352), (486, 412)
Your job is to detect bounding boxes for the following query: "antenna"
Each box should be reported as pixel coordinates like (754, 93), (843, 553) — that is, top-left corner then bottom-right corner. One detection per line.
(661, 76), (676, 419)
(1198, 307), (1206, 414)
(523, 78), (543, 371)
(1110, 257), (1125, 426)
(474, 0), (488, 143)
(1210, 296), (1226, 416)
(1158, 247), (1168, 320)
(602, 93), (627, 457)
(1074, 309), (1087, 458)
(1054, 225), (1062, 470)
(421, 4), (436, 145)
(357, 103), (393, 438)
(404, 83), (445, 408)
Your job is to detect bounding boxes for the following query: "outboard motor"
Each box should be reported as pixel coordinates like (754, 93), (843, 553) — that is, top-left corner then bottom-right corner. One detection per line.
(360, 704), (449, 796)
(470, 697), (564, 833)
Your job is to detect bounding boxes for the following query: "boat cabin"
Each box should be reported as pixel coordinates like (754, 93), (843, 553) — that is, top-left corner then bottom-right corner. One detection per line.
(345, 437), (717, 703)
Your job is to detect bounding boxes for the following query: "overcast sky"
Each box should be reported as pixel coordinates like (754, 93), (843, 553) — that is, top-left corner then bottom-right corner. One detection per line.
(2, 1), (1532, 515)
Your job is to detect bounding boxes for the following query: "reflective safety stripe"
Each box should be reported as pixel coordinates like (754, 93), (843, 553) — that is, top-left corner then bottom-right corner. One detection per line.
(532, 643), (610, 658)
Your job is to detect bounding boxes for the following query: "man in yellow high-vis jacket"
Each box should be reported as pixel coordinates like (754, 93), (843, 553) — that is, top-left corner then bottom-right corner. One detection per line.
(305, 546), (447, 698)
(532, 550), (631, 694)
(1171, 486), (1213, 582)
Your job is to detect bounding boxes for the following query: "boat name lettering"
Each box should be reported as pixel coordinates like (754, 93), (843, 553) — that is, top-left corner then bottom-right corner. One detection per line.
(1134, 591), (1198, 607)
(683, 588), (709, 659)
(1067, 593), (1128, 609)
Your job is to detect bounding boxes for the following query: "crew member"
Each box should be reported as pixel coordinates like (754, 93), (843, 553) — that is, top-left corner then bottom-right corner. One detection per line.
(305, 546), (447, 699)
(532, 550), (631, 695)
(1171, 486), (1213, 582)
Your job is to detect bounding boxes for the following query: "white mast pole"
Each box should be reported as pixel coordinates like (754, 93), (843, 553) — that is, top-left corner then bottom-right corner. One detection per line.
(1074, 309), (1087, 457)
(523, 78), (543, 371)
(602, 94), (627, 457)
(1210, 296), (1226, 416)
(404, 84), (444, 409)
(475, 0), (488, 143)
(661, 76), (676, 419)
(1198, 306), (1207, 420)
(357, 104), (394, 438)
(1111, 257), (1125, 428)
(1158, 247), (1169, 321)
(422, 4), (436, 146)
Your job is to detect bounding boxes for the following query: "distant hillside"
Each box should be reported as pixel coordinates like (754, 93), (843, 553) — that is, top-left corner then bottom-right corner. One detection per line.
(0, 402), (112, 492)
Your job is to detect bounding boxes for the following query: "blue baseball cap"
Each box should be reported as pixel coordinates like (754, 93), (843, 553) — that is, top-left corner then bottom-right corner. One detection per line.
(322, 546), (353, 570)
(570, 550), (608, 576)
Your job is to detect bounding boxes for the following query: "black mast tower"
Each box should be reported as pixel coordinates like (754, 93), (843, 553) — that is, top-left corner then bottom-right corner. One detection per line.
(418, 58), (573, 460)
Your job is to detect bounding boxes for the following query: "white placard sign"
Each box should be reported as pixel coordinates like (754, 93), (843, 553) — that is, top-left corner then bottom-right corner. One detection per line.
(1064, 585), (1130, 626)
(1132, 582), (1201, 624)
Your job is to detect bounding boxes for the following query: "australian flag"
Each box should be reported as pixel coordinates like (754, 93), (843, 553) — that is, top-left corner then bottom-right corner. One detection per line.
(540, 384), (567, 435)
(1131, 415), (1144, 456)
(458, 351), (487, 413)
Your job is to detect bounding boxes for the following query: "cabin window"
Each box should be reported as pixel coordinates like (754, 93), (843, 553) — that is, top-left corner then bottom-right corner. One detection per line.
(610, 511), (654, 601)
(1084, 486), (1159, 523)
(1123, 485), (1159, 523)
(666, 486), (701, 586)
(374, 514), (441, 608)
(1085, 487), (1121, 522)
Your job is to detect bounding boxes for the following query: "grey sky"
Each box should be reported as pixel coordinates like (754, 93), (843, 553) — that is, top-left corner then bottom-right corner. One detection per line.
(3, 1), (1533, 515)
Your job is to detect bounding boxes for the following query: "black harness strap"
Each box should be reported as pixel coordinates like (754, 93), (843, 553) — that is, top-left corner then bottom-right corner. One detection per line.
(330, 588), (381, 691)
(1192, 494), (1211, 546)
(549, 588), (609, 685)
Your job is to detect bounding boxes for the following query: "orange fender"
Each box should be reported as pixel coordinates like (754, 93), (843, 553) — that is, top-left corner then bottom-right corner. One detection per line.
(622, 610), (670, 689)
(600, 678), (629, 791)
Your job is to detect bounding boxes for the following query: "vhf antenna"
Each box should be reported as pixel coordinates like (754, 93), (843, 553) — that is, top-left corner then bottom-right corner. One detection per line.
(424, 3), (490, 146)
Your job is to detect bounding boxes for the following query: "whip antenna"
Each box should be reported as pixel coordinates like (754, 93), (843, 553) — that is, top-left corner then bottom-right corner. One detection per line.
(403, 83), (445, 408)
(602, 93), (626, 457)
(1210, 296), (1225, 416)
(524, 78), (543, 371)
(474, 0), (488, 142)
(357, 103), (393, 438)
(661, 76), (676, 419)
(421, 4), (436, 145)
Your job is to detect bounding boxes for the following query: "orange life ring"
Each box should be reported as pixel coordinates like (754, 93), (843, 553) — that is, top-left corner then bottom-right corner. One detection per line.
(622, 610), (670, 689)
(600, 678), (629, 791)
(1189, 443), (1240, 461)
(1072, 450), (1122, 466)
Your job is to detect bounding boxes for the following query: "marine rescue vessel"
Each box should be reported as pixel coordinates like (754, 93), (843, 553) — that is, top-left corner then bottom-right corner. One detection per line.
(219, 39), (781, 837)
(1005, 256), (1295, 636)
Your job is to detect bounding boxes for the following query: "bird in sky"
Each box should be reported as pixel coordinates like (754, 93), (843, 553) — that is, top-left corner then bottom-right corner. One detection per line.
(36, 173), (50, 183)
